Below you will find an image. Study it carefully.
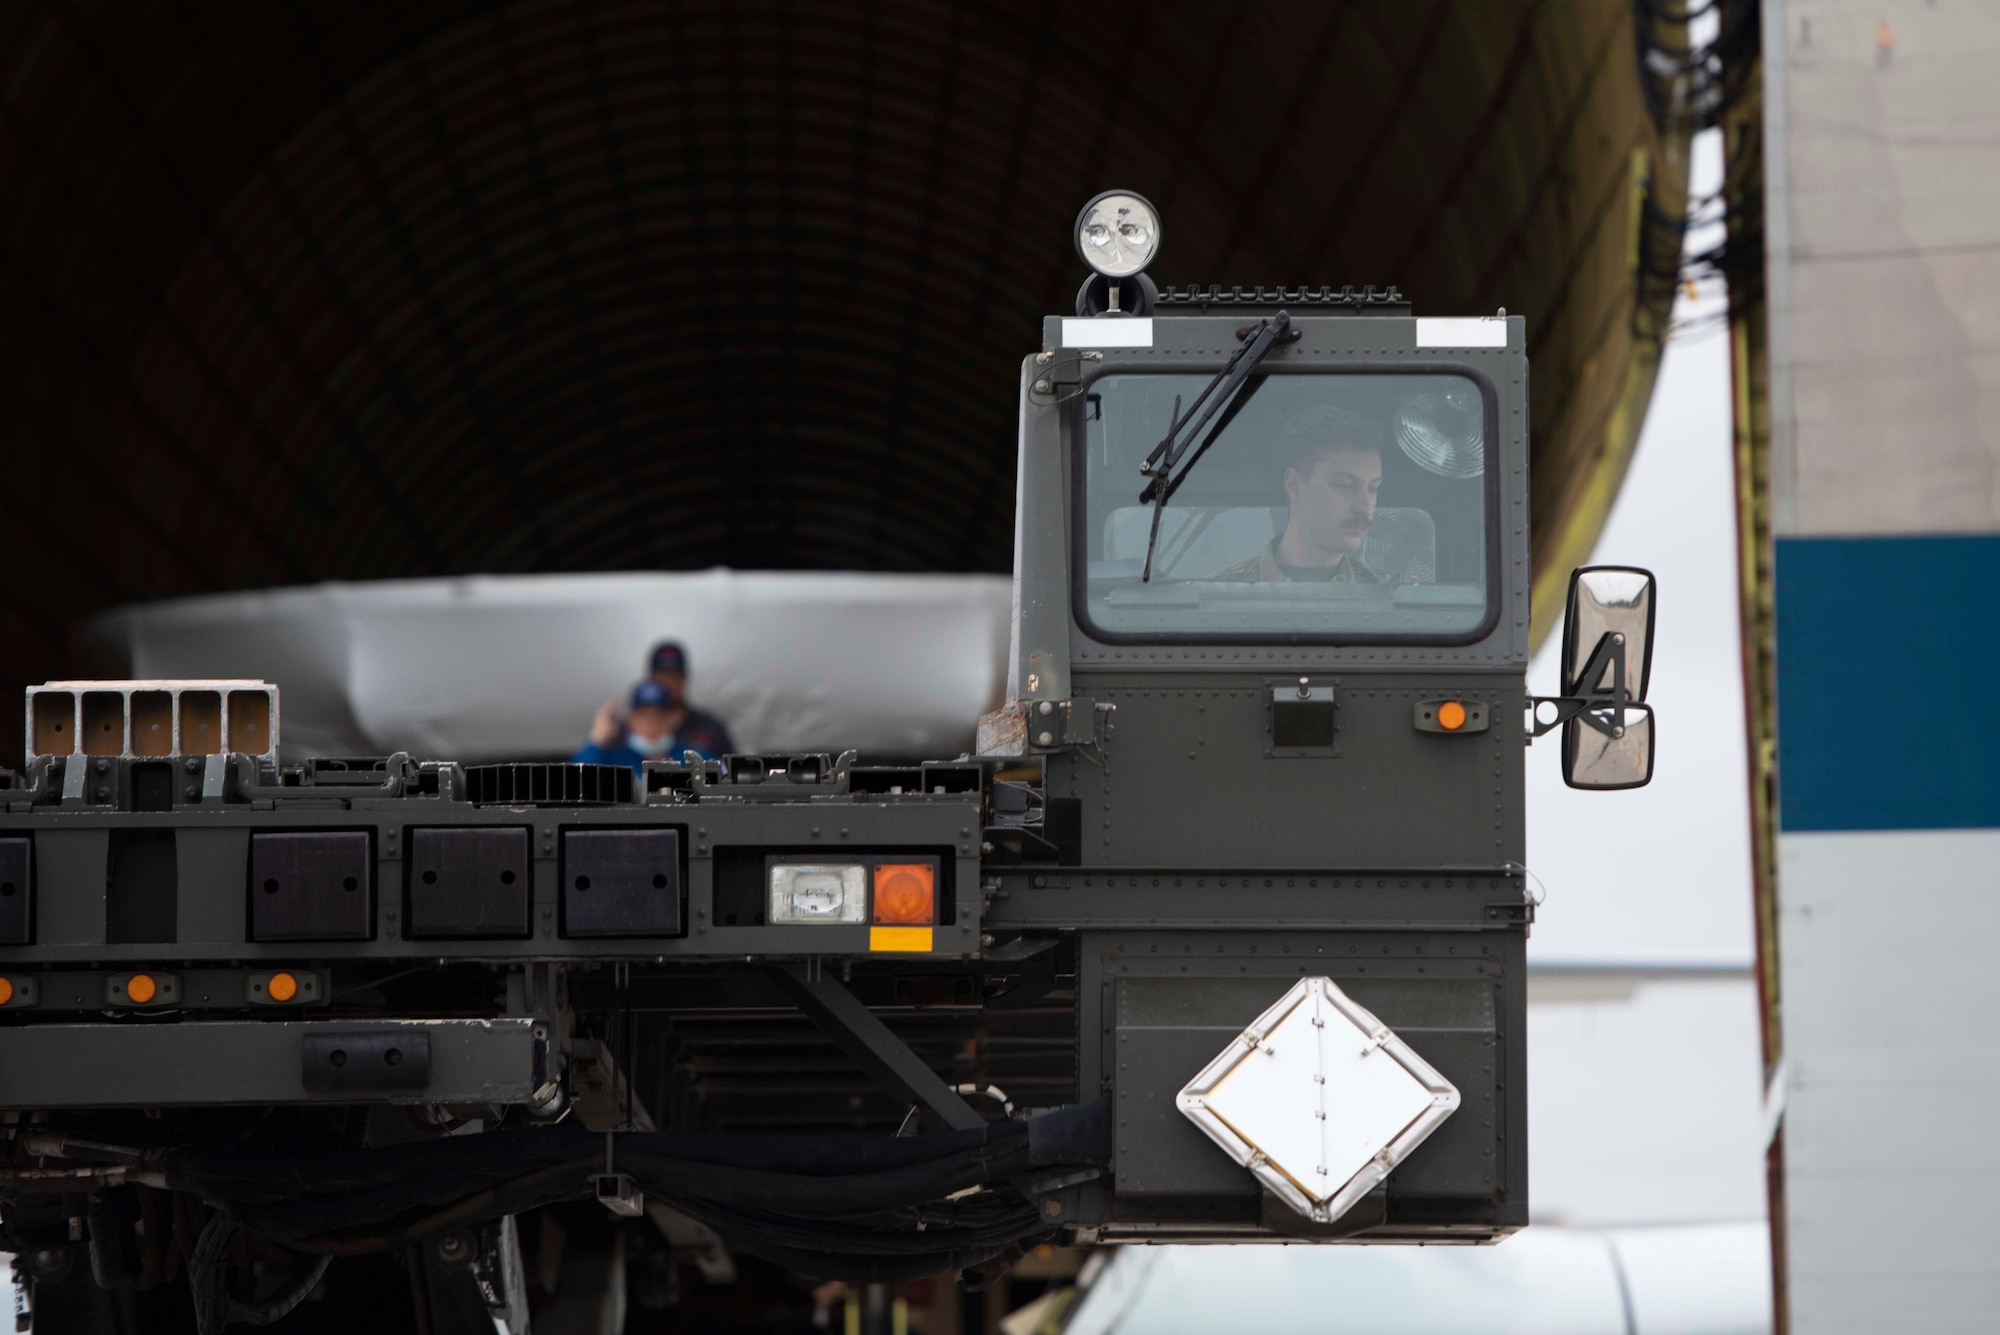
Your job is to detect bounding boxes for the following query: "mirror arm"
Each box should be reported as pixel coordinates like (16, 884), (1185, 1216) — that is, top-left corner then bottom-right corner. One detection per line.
(1526, 695), (1590, 740)
(1563, 632), (1626, 701)
(1529, 632), (1632, 741)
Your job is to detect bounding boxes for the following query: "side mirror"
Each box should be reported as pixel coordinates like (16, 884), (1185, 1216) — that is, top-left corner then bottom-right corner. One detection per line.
(1561, 566), (1653, 702)
(1562, 699), (1654, 790)
(1531, 566), (1657, 790)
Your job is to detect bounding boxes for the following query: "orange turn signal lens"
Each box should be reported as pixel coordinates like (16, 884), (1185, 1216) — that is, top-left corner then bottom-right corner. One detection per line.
(1437, 701), (1468, 731)
(872, 864), (936, 926)
(0, 977), (13, 1006)
(126, 973), (157, 1004)
(268, 972), (299, 1003)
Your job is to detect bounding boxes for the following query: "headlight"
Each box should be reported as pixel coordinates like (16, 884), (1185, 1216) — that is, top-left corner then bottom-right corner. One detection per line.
(768, 864), (867, 924)
(1076, 190), (1162, 278)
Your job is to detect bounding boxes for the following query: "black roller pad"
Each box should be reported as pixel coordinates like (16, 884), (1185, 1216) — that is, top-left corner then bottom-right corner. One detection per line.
(407, 827), (531, 938)
(251, 831), (372, 942)
(562, 829), (682, 937)
(302, 1030), (432, 1093)
(0, 838), (28, 945)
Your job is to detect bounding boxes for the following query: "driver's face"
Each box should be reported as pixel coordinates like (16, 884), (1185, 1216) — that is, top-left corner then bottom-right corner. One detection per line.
(1285, 447), (1382, 554)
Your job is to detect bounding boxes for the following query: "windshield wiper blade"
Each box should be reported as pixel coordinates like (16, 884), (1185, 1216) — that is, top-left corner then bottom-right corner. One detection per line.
(1137, 311), (1293, 582)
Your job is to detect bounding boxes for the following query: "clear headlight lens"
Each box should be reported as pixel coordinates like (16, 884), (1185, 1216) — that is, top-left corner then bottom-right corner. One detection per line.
(768, 864), (867, 924)
(1076, 191), (1162, 278)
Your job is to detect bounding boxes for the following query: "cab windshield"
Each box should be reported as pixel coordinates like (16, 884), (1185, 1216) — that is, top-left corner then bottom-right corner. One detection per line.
(1076, 370), (1494, 642)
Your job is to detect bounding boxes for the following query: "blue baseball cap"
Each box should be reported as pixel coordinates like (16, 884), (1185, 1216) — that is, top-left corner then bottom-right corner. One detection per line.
(629, 679), (673, 710)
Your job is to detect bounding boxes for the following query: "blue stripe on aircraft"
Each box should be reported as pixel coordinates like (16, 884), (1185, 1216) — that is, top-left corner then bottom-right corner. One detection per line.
(1776, 533), (2000, 832)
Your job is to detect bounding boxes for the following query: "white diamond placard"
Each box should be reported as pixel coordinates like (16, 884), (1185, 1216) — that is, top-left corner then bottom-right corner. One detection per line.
(1176, 976), (1460, 1224)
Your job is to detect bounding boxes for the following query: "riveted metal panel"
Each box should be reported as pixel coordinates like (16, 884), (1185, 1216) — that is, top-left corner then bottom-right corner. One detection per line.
(1050, 678), (1524, 870)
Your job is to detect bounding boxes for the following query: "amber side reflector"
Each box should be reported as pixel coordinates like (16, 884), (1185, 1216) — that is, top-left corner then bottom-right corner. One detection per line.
(246, 969), (322, 1005)
(0, 978), (12, 1006)
(870, 926), (934, 953)
(126, 974), (157, 1004)
(1437, 701), (1468, 731)
(872, 864), (936, 926)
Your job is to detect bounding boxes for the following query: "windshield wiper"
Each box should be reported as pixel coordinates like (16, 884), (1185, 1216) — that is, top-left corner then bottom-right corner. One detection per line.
(1136, 310), (1293, 582)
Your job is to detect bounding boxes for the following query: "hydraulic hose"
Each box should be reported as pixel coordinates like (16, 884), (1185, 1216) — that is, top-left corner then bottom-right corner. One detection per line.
(189, 1216), (332, 1335)
(86, 1195), (131, 1291)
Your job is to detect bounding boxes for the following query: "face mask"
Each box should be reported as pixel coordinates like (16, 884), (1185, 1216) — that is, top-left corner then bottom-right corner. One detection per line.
(627, 730), (673, 758)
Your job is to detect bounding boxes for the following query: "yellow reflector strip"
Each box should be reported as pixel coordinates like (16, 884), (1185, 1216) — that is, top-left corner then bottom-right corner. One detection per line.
(869, 926), (934, 953)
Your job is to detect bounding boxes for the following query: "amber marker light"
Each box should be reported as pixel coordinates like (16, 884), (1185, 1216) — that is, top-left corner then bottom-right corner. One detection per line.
(126, 974), (157, 1004)
(872, 864), (936, 926)
(0, 978), (13, 1006)
(268, 972), (299, 1002)
(1437, 701), (1468, 731)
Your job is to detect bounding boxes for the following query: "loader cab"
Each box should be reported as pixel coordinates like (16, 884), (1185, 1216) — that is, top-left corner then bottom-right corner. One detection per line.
(1005, 284), (1533, 872)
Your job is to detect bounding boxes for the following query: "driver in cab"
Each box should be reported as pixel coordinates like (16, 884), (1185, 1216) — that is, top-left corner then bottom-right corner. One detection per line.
(1210, 406), (1383, 583)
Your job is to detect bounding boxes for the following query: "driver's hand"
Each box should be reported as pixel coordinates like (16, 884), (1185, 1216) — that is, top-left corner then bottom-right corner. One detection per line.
(589, 698), (621, 747)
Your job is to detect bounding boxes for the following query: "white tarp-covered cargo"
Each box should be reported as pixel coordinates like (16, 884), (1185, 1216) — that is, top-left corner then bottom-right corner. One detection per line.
(85, 570), (1012, 764)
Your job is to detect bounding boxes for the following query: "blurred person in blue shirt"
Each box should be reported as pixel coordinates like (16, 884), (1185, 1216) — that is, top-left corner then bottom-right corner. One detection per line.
(571, 642), (735, 773)
(636, 641), (735, 756)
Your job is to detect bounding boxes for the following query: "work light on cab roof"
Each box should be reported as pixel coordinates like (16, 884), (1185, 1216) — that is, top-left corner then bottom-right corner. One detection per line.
(1075, 190), (1161, 278)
